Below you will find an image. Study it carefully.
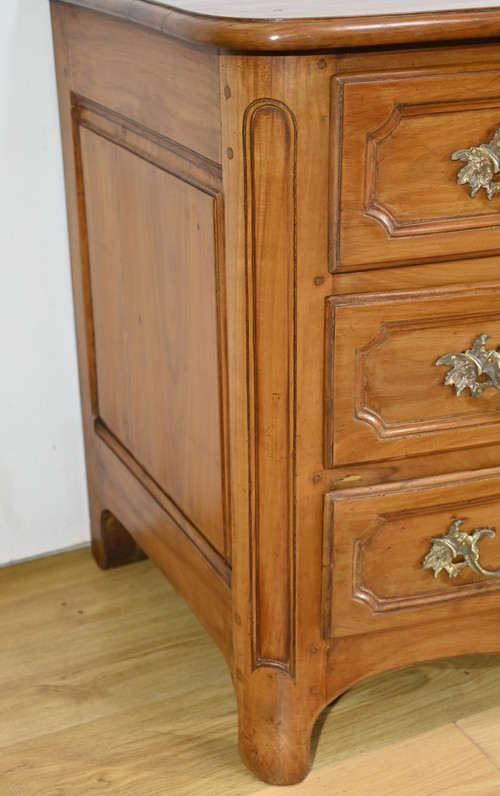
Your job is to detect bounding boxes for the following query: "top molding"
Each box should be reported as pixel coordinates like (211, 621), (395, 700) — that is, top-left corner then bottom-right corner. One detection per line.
(52, 1), (500, 51)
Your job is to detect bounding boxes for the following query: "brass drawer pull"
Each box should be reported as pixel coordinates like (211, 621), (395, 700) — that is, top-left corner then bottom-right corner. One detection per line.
(423, 519), (500, 579)
(451, 127), (500, 199)
(436, 333), (500, 397)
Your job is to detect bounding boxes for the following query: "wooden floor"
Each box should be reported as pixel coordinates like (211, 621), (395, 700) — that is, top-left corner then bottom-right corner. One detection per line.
(3, 549), (500, 795)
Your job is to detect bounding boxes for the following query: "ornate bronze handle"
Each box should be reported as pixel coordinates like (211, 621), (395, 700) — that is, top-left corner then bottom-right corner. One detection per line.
(436, 333), (500, 397)
(423, 519), (500, 579)
(451, 127), (500, 199)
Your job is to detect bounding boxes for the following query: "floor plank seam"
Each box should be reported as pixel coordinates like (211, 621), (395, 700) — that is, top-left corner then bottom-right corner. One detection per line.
(5, 550), (500, 794)
(455, 721), (500, 772)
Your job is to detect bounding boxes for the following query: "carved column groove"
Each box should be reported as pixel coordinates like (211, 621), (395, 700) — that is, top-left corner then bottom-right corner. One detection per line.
(243, 99), (297, 676)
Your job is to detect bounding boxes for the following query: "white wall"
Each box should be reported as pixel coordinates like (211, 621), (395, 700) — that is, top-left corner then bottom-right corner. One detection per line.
(0, 0), (90, 564)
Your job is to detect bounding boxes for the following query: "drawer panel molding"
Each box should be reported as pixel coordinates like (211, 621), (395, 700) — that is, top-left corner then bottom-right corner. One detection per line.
(325, 286), (500, 468)
(331, 69), (500, 270)
(322, 474), (500, 639)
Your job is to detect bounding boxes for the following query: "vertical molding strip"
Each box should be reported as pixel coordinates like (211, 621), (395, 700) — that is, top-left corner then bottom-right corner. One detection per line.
(244, 98), (297, 676)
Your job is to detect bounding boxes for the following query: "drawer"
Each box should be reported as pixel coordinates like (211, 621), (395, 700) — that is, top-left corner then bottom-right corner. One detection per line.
(331, 68), (500, 271)
(326, 285), (500, 468)
(322, 474), (500, 639)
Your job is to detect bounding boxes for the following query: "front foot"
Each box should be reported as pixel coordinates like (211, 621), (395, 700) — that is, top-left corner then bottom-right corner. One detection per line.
(239, 725), (312, 786)
(237, 669), (319, 785)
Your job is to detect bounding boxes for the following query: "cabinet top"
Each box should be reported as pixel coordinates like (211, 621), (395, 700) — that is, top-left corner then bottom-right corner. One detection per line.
(53, 0), (500, 50)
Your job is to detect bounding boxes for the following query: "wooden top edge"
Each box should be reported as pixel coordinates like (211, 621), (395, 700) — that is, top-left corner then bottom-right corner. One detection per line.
(50, 0), (500, 51)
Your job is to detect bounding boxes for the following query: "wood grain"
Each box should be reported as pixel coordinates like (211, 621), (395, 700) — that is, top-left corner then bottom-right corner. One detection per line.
(63, 5), (221, 162)
(51, 0), (500, 52)
(323, 472), (500, 638)
(326, 286), (500, 468)
(51, 2), (500, 785)
(458, 706), (500, 767)
(2, 549), (500, 795)
(244, 99), (297, 674)
(80, 0), (500, 16)
(255, 726), (500, 795)
(80, 127), (227, 556)
(333, 69), (500, 270)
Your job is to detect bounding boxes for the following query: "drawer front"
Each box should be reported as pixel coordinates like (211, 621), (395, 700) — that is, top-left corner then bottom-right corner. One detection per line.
(326, 286), (500, 468)
(331, 68), (500, 271)
(322, 475), (500, 639)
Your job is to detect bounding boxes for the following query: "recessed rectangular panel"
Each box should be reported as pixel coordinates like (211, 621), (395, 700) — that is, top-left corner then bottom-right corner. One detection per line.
(332, 69), (500, 270)
(80, 128), (226, 556)
(326, 285), (500, 467)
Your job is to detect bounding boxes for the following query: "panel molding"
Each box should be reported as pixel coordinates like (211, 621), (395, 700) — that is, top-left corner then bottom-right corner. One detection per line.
(352, 497), (500, 615)
(73, 95), (223, 193)
(364, 98), (500, 238)
(97, 421), (232, 586)
(71, 95), (232, 561)
(243, 98), (297, 677)
(324, 286), (500, 470)
(322, 482), (500, 640)
(355, 314), (500, 440)
(330, 68), (500, 271)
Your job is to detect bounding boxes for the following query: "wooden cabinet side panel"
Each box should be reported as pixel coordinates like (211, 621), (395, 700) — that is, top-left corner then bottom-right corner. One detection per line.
(94, 435), (233, 665)
(51, 4), (231, 564)
(77, 123), (228, 558)
(50, 4), (100, 490)
(61, 4), (221, 164)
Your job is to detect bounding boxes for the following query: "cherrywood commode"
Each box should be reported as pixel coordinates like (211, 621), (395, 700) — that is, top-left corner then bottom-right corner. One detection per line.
(50, 0), (500, 785)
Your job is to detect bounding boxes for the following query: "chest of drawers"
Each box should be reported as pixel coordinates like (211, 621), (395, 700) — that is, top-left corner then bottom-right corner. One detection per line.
(50, 0), (500, 784)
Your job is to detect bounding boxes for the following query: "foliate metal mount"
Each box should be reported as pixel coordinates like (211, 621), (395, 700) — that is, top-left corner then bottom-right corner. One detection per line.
(423, 519), (500, 579)
(451, 127), (500, 199)
(436, 333), (500, 397)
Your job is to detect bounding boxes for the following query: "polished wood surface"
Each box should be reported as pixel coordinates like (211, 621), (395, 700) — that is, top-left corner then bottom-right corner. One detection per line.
(324, 474), (500, 638)
(50, 0), (500, 51)
(81, 127), (227, 555)
(333, 68), (500, 270)
(326, 285), (500, 466)
(79, 0), (500, 15)
(62, 7), (221, 162)
(3, 549), (500, 795)
(51, 0), (500, 785)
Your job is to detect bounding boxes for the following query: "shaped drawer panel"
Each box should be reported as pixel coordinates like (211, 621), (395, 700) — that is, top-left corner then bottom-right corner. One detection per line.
(322, 473), (500, 638)
(331, 68), (500, 271)
(326, 285), (500, 468)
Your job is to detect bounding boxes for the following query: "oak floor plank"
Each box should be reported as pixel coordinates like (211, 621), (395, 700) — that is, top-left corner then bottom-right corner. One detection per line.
(0, 695), (248, 796)
(2, 548), (500, 794)
(254, 725), (500, 796)
(1, 552), (169, 645)
(458, 706), (500, 768)
(0, 557), (231, 749)
(311, 653), (500, 766)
